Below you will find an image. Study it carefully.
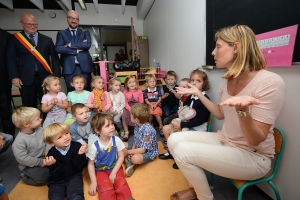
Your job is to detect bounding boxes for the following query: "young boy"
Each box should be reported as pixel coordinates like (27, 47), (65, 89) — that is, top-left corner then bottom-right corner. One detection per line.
(69, 103), (98, 145)
(143, 74), (164, 134)
(12, 107), (51, 186)
(43, 123), (87, 200)
(124, 103), (158, 177)
(87, 113), (134, 200)
(161, 70), (181, 118)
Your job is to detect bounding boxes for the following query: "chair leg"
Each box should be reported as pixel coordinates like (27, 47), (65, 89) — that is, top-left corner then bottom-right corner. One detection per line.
(269, 181), (281, 200)
(11, 97), (16, 110)
(210, 173), (215, 189)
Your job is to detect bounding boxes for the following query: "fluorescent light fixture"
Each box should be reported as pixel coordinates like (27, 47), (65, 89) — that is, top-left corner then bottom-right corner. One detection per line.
(78, 0), (87, 10)
(56, 0), (71, 13)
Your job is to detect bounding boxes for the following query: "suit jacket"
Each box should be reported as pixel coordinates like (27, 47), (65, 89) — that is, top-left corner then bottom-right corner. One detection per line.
(0, 29), (11, 89)
(55, 28), (94, 74)
(6, 31), (61, 85)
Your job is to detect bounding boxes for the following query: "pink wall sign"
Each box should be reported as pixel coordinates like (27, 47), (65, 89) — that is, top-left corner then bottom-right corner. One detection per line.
(256, 25), (298, 66)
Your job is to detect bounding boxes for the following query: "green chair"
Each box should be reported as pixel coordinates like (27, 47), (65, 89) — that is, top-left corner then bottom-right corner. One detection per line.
(209, 127), (285, 200)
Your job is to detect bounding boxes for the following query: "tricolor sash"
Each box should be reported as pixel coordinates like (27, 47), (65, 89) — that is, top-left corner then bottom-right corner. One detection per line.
(14, 32), (53, 74)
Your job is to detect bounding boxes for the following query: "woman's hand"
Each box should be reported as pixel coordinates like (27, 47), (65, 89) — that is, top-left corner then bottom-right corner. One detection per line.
(219, 96), (260, 110)
(176, 83), (199, 96)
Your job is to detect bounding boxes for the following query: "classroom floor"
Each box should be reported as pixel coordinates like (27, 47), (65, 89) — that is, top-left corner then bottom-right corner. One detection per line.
(0, 122), (273, 200)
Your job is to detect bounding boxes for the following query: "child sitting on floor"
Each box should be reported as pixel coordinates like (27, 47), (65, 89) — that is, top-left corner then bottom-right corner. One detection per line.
(143, 74), (164, 134)
(69, 103), (98, 145)
(123, 103), (158, 177)
(43, 123), (87, 200)
(12, 107), (51, 186)
(87, 113), (134, 200)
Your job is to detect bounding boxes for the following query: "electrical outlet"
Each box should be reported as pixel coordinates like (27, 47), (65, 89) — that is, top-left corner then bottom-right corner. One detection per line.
(153, 59), (155, 63)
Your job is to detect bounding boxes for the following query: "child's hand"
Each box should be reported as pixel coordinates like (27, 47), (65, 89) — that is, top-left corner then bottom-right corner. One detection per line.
(89, 182), (97, 196)
(109, 172), (116, 184)
(163, 93), (169, 98)
(102, 109), (106, 113)
(51, 98), (58, 105)
(151, 105), (155, 110)
(93, 104), (99, 108)
(42, 156), (56, 167)
(172, 121), (181, 131)
(169, 89), (176, 94)
(78, 144), (88, 155)
(0, 139), (5, 148)
(44, 151), (48, 157)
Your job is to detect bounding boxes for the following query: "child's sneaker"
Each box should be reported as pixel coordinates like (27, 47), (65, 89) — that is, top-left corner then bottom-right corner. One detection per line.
(125, 164), (137, 177)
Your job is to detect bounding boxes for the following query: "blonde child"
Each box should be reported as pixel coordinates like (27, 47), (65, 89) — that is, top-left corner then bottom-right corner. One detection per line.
(143, 74), (163, 134)
(43, 123), (87, 200)
(87, 113), (134, 200)
(161, 70), (181, 117)
(108, 78), (125, 134)
(64, 74), (90, 126)
(121, 76), (144, 141)
(123, 103), (158, 177)
(12, 107), (51, 186)
(41, 75), (68, 128)
(87, 76), (111, 117)
(159, 69), (210, 169)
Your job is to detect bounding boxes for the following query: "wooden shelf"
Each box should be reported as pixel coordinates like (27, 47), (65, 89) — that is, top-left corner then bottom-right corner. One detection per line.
(138, 78), (165, 91)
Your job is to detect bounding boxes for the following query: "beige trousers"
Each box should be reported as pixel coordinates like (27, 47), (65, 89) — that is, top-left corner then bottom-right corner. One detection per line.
(168, 131), (271, 200)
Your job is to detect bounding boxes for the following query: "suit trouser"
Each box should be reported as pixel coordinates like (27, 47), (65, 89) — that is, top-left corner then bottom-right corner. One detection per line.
(168, 131), (271, 200)
(64, 65), (91, 92)
(0, 82), (15, 136)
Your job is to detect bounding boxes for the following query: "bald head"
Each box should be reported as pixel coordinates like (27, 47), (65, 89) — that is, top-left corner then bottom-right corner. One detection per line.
(19, 12), (38, 35)
(67, 10), (80, 29)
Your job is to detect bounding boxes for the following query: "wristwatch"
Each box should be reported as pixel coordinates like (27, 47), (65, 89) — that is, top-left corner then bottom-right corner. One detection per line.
(236, 109), (251, 117)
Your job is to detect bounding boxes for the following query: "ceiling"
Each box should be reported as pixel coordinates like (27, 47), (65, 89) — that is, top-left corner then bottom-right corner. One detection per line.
(0, 0), (138, 10)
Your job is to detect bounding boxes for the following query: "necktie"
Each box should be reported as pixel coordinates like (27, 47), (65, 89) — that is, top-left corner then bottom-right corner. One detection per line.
(71, 30), (76, 41)
(29, 34), (38, 72)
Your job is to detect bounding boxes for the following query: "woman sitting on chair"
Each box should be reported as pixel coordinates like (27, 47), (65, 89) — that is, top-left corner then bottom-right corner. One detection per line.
(169, 24), (285, 200)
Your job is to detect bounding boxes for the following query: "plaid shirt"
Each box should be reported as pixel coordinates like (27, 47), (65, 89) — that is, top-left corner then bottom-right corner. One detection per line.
(133, 123), (158, 160)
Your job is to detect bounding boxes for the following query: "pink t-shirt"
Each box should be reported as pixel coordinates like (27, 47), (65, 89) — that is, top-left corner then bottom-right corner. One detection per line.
(218, 70), (285, 158)
(41, 92), (67, 116)
(123, 89), (144, 110)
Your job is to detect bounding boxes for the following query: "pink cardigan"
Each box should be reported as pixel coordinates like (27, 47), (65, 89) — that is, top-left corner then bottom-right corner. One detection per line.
(87, 91), (112, 112)
(123, 89), (144, 110)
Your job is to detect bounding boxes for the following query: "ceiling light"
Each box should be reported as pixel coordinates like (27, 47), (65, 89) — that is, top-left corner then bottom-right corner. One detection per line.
(78, 0), (87, 10)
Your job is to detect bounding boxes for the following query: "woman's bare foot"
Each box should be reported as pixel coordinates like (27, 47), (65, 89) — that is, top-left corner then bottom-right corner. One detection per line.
(170, 188), (197, 200)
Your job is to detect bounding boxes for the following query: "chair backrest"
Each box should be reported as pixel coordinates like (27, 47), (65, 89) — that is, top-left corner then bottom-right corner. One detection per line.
(270, 127), (285, 179)
(207, 114), (213, 132)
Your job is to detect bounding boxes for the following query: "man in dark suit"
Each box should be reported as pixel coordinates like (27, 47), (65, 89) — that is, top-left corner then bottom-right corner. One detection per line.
(6, 12), (61, 108)
(55, 10), (94, 92)
(0, 28), (15, 137)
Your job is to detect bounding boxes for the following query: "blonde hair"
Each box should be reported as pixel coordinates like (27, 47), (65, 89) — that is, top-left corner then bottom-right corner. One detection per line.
(91, 76), (104, 89)
(124, 75), (139, 91)
(165, 70), (177, 80)
(180, 78), (190, 83)
(109, 77), (121, 89)
(90, 113), (114, 134)
(12, 107), (40, 128)
(43, 123), (69, 144)
(215, 24), (266, 79)
(42, 75), (60, 94)
(145, 74), (156, 83)
(190, 68), (210, 91)
(130, 103), (149, 124)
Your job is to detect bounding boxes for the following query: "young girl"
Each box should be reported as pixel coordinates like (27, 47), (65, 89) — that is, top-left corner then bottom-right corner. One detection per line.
(108, 78), (125, 134)
(41, 75), (68, 128)
(121, 76), (144, 141)
(143, 74), (163, 134)
(87, 76), (111, 117)
(87, 113), (134, 200)
(159, 69), (210, 169)
(64, 74), (90, 127)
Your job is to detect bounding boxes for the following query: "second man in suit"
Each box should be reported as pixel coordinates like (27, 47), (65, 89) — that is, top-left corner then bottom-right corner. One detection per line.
(55, 10), (94, 92)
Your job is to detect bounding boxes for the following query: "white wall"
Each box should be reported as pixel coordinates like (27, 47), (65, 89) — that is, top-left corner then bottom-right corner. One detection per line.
(0, 3), (143, 36)
(144, 0), (206, 80)
(144, 0), (300, 199)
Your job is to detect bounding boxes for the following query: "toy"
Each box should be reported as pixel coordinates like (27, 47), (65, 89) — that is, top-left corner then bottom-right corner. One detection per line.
(171, 106), (196, 132)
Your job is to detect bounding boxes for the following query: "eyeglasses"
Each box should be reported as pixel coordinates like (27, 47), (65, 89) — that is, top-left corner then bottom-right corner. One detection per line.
(21, 21), (38, 27)
(67, 16), (80, 21)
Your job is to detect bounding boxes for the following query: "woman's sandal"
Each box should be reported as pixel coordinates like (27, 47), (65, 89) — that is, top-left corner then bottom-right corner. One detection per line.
(170, 188), (198, 200)
(122, 132), (129, 142)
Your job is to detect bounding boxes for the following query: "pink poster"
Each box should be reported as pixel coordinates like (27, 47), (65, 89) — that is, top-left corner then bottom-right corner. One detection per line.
(256, 25), (298, 67)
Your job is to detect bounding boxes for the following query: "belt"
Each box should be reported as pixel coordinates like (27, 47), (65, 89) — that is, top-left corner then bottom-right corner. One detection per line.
(75, 63), (80, 66)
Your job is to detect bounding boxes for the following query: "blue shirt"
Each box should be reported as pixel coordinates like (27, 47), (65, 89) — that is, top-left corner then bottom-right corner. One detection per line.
(133, 123), (158, 160)
(143, 87), (162, 105)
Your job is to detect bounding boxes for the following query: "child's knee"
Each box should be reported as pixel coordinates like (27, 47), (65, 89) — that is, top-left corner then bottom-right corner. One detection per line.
(99, 180), (114, 192)
(114, 177), (126, 189)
